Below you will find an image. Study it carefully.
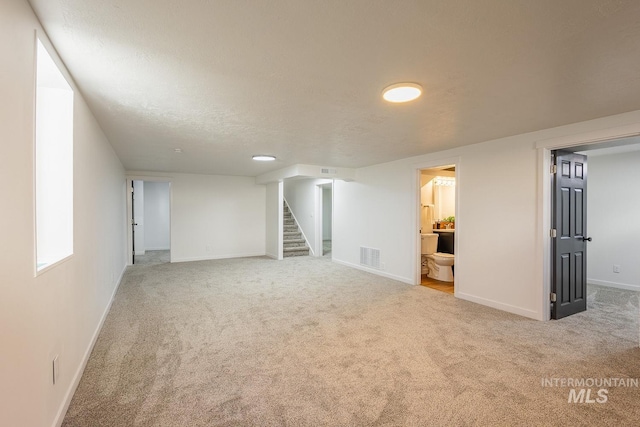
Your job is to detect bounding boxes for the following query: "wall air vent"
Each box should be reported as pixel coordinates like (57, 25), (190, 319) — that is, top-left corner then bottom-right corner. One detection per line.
(360, 247), (381, 269)
(321, 168), (337, 174)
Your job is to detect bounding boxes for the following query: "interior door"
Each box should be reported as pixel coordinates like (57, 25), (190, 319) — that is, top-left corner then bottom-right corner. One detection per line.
(131, 181), (136, 265)
(551, 150), (590, 319)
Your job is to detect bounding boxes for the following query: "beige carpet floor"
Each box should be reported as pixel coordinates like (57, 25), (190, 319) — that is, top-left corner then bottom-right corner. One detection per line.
(133, 250), (170, 266)
(62, 256), (640, 426)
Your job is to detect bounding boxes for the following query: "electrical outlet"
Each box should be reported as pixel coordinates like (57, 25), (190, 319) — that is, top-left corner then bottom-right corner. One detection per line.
(613, 264), (621, 273)
(205, 245), (212, 252)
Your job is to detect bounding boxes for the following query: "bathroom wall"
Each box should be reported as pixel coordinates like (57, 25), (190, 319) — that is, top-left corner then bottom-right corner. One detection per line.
(420, 178), (435, 232)
(586, 149), (640, 290)
(421, 171), (456, 228)
(436, 184), (456, 220)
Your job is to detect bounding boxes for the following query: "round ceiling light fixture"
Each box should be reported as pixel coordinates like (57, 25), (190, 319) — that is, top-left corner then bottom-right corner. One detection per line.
(382, 82), (422, 103)
(252, 155), (276, 161)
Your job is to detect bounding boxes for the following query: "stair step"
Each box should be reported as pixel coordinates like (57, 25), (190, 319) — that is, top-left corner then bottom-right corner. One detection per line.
(283, 246), (308, 252)
(282, 203), (307, 256)
(283, 246), (309, 257)
(283, 238), (305, 243)
(284, 244), (307, 249)
(284, 241), (306, 248)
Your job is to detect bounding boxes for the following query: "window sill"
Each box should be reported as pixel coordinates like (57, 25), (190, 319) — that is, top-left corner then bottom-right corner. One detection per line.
(35, 254), (73, 277)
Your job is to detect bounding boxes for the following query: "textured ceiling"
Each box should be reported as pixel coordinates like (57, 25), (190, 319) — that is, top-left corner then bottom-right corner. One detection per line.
(28, 0), (640, 176)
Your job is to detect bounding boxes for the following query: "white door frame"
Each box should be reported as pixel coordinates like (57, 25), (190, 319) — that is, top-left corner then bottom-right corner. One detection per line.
(126, 175), (173, 265)
(314, 182), (333, 257)
(535, 123), (640, 320)
(414, 157), (460, 287)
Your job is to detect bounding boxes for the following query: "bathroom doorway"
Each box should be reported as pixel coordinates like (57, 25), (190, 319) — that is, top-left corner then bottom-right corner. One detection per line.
(418, 165), (456, 294)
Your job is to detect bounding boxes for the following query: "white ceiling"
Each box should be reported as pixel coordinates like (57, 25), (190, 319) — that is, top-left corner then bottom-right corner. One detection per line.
(28, 0), (640, 176)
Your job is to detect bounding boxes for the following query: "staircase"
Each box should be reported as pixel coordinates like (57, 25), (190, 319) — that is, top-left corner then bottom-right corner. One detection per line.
(283, 202), (310, 257)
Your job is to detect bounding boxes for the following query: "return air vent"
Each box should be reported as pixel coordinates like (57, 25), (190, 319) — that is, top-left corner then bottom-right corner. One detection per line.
(360, 247), (381, 269)
(321, 168), (337, 174)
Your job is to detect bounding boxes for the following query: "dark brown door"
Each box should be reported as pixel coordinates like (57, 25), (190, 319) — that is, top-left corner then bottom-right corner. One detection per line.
(551, 150), (590, 319)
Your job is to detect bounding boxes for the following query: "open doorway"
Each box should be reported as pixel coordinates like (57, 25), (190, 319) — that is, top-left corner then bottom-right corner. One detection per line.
(320, 183), (333, 256)
(539, 133), (640, 321)
(130, 179), (171, 266)
(282, 178), (332, 258)
(418, 165), (456, 294)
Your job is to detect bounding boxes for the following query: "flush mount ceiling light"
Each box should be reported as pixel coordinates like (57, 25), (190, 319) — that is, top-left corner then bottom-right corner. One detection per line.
(252, 155), (276, 161)
(382, 82), (423, 103)
(174, 148), (183, 153)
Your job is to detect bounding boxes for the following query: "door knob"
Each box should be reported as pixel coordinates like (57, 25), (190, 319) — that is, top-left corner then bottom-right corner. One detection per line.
(582, 237), (592, 242)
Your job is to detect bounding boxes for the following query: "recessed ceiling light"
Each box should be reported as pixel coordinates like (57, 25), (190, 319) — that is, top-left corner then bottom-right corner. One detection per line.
(382, 82), (422, 103)
(252, 155), (276, 161)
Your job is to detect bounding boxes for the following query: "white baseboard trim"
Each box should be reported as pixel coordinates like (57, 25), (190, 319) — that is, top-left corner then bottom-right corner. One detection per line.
(172, 252), (266, 263)
(144, 246), (170, 251)
(456, 291), (541, 320)
(265, 252), (280, 260)
(134, 250), (145, 255)
(588, 279), (640, 292)
(53, 264), (127, 427)
(332, 259), (413, 285)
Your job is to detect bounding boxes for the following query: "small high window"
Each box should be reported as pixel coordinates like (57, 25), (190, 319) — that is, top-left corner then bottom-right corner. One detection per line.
(35, 39), (74, 272)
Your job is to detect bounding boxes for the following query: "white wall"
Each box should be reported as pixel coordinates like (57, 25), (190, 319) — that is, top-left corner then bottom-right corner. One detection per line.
(334, 161), (434, 284)
(265, 181), (283, 259)
(168, 173), (265, 262)
(421, 177), (434, 205)
(284, 178), (331, 255)
(420, 176), (435, 231)
(436, 184), (456, 220)
(333, 110), (640, 320)
(587, 150), (640, 290)
(0, 2), (127, 426)
(133, 180), (145, 254)
(143, 181), (170, 250)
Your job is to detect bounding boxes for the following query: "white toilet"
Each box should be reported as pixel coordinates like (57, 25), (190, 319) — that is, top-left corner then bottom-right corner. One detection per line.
(421, 234), (455, 282)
